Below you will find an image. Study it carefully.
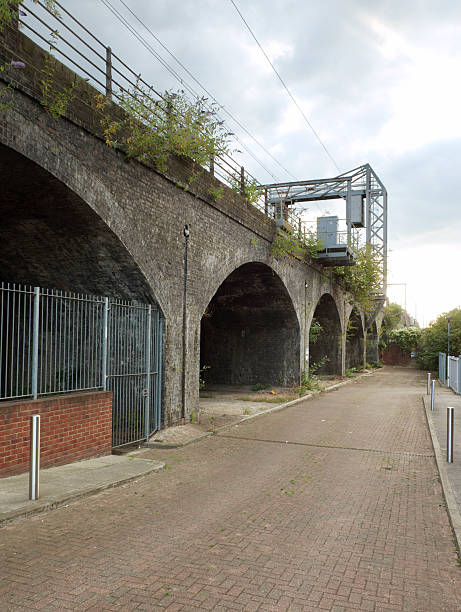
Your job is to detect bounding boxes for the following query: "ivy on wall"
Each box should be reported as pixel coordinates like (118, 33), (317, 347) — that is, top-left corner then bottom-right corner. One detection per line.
(334, 245), (383, 313)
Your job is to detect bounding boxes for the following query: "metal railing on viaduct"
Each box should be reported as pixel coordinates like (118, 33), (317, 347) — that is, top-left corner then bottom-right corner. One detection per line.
(2, 0), (315, 239)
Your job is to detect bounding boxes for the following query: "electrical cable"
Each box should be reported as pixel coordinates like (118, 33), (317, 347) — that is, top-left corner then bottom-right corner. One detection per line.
(114, 0), (298, 182)
(228, 0), (340, 174)
(98, 0), (280, 182)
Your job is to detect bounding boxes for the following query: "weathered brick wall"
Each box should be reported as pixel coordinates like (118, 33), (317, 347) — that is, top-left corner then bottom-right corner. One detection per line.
(0, 30), (363, 426)
(0, 391), (112, 477)
(382, 344), (412, 366)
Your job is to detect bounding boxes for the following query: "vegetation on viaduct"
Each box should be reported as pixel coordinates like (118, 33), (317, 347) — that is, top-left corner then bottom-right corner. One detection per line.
(0, 21), (380, 427)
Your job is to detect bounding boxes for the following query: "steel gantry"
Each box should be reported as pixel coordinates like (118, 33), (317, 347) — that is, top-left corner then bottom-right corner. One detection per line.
(263, 163), (388, 293)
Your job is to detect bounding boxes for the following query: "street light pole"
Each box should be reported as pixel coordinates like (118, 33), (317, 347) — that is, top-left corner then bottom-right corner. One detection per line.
(447, 316), (451, 387)
(447, 316), (451, 357)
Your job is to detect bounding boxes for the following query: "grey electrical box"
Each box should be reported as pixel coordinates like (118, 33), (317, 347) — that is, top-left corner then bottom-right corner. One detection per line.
(350, 192), (364, 227)
(317, 216), (338, 247)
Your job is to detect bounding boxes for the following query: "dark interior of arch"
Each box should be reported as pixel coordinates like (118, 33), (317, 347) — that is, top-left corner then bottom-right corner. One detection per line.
(309, 294), (342, 375)
(200, 263), (300, 386)
(346, 308), (364, 369)
(366, 320), (379, 363)
(0, 144), (156, 302)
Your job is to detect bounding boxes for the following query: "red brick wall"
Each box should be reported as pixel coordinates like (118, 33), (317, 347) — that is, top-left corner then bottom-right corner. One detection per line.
(381, 343), (412, 365)
(0, 391), (112, 478)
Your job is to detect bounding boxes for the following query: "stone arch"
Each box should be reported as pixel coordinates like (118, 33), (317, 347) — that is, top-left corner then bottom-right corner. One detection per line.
(309, 293), (342, 375)
(0, 143), (160, 305)
(346, 307), (365, 370)
(366, 320), (379, 364)
(200, 262), (300, 386)
(196, 253), (302, 332)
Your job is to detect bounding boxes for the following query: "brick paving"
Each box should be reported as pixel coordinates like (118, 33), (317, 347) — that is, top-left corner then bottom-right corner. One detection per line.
(1, 366), (461, 611)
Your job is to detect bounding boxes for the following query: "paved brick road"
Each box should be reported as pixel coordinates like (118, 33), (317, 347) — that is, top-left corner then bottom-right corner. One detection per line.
(1, 367), (461, 611)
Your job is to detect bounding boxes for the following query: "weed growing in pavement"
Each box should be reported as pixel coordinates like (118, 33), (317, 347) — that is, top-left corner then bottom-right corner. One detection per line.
(298, 357), (328, 395)
(251, 382), (271, 391)
(240, 395), (295, 403)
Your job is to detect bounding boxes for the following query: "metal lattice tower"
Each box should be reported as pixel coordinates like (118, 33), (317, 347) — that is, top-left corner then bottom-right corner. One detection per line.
(264, 163), (388, 293)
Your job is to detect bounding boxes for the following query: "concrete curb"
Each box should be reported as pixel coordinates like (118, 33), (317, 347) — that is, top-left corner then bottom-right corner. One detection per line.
(148, 370), (377, 449)
(145, 431), (213, 450)
(423, 395), (461, 558)
(0, 459), (165, 527)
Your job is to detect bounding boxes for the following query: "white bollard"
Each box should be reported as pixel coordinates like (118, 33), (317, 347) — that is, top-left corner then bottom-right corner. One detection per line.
(447, 407), (454, 463)
(29, 414), (40, 500)
(431, 380), (435, 411)
(427, 372), (431, 395)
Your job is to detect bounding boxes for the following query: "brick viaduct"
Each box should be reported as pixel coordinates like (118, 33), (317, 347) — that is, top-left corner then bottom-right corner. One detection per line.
(0, 30), (380, 427)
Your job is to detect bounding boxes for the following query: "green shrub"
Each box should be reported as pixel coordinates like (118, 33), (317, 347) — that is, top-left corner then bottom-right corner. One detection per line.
(417, 309), (461, 370)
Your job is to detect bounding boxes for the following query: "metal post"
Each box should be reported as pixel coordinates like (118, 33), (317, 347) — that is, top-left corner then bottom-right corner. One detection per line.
(31, 287), (40, 400)
(181, 225), (190, 425)
(346, 179), (351, 247)
(209, 154), (214, 176)
(105, 46), (112, 99)
(29, 414), (40, 500)
(427, 372), (431, 395)
(264, 188), (268, 216)
(240, 166), (245, 197)
(431, 380), (435, 411)
(156, 315), (164, 431)
(101, 297), (109, 391)
(448, 317), (451, 357)
(447, 406), (454, 463)
(144, 305), (152, 442)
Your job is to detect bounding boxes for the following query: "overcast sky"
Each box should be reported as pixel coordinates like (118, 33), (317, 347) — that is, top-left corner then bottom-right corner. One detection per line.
(24, 0), (461, 326)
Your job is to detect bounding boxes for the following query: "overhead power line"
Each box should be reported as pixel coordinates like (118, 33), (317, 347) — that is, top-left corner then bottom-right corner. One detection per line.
(228, 0), (340, 173)
(115, 0), (298, 182)
(97, 0), (294, 182)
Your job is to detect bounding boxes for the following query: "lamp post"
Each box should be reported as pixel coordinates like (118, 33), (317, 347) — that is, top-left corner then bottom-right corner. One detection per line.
(447, 316), (451, 357)
(181, 224), (190, 425)
(447, 316), (451, 387)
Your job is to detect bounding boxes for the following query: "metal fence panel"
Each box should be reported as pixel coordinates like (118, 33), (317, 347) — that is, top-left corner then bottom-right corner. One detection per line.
(107, 299), (162, 447)
(439, 352), (446, 384)
(37, 288), (105, 397)
(456, 355), (461, 393)
(1, 282), (163, 446)
(0, 282), (34, 400)
(448, 356), (459, 393)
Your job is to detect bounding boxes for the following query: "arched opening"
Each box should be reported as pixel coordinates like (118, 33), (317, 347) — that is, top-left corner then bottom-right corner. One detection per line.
(0, 144), (156, 300)
(366, 321), (379, 364)
(346, 307), (365, 370)
(200, 262), (300, 387)
(0, 144), (164, 443)
(309, 293), (342, 375)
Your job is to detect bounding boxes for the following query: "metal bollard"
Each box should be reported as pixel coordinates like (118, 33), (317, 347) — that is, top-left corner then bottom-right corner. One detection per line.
(447, 407), (454, 463)
(427, 372), (431, 395)
(431, 380), (435, 411)
(29, 415), (40, 500)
